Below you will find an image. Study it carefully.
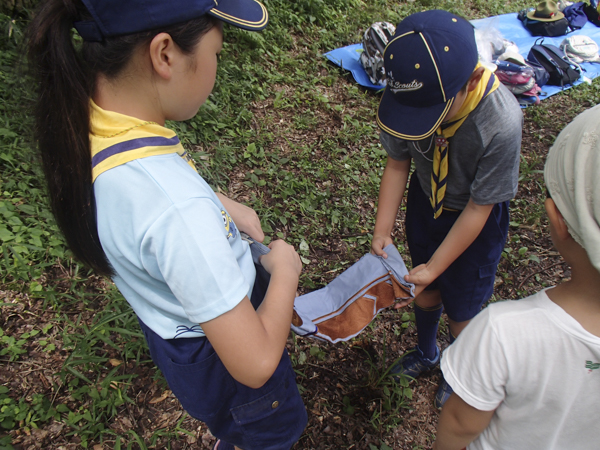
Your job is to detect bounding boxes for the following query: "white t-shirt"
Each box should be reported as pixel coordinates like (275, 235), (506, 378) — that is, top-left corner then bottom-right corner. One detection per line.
(94, 153), (255, 339)
(441, 290), (600, 450)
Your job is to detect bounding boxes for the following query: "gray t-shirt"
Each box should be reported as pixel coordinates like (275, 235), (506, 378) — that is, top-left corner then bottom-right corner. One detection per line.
(380, 84), (523, 210)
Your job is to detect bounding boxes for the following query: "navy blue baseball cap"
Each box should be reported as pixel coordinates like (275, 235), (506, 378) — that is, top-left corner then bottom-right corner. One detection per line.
(74, 0), (268, 42)
(377, 10), (478, 140)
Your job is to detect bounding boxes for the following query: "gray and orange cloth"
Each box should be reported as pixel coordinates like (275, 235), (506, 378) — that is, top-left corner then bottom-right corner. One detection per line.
(243, 236), (414, 343)
(291, 244), (414, 343)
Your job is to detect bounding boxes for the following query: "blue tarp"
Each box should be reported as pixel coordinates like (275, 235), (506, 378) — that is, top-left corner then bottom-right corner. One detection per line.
(324, 12), (600, 100)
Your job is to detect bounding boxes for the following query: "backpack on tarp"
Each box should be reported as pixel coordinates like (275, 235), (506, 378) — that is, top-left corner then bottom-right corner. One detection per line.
(518, 8), (571, 37)
(359, 21), (396, 86)
(527, 39), (581, 86)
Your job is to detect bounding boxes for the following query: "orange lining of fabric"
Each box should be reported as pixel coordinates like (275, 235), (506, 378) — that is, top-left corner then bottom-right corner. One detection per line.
(314, 274), (410, 342)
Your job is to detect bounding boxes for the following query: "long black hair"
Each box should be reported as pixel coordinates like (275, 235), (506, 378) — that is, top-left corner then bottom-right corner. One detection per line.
(27, 0), (215, 277)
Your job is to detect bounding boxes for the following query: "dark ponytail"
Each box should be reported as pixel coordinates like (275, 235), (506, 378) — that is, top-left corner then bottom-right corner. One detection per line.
(27, 0), (215, 277)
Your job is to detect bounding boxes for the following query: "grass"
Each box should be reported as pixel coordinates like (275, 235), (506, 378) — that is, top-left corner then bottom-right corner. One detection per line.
(1, 0), (600, 448)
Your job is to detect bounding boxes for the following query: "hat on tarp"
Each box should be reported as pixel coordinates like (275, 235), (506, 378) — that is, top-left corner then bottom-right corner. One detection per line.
(376, 10), (479, 141)
(74, 0), (268, 42)
(526, 1), (565, 22)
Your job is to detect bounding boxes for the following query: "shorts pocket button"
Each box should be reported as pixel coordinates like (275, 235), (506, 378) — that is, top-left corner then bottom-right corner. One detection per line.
(271, 400), (279, 409)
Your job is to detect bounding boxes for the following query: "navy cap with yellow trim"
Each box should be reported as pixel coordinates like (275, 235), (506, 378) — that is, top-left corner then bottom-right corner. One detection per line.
(377, 10), (478, 141)
(74, 0), (268, 42)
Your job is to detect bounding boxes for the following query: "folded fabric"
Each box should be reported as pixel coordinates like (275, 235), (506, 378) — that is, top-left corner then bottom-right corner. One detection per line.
(521, 83), (542, 96)
(291, 244), (414, 343)
(500, 78), (537, 95)
(496, 59), (533, 73)
(563, 2), (588, 30)
(496, 70), (535, 84)
(241, 235), (415, 343)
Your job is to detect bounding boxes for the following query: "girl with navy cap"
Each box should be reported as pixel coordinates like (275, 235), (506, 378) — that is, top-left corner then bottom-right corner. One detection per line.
(27, 1), (307, 448)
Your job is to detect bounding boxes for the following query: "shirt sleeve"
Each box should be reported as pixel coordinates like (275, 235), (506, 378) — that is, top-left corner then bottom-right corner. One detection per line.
(140, 197), (249, 324)
(440, 306), (509, 411)
(469, 88), (522, 205)
(380, 130), (411, 161)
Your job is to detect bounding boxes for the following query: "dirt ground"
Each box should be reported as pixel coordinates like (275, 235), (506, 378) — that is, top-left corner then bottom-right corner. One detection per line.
(0, 76), (581, 449)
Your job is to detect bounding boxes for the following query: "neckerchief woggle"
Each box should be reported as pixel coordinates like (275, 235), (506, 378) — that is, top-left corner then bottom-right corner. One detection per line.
(89, 101), (197, 182)
(430, 63), (500, 218)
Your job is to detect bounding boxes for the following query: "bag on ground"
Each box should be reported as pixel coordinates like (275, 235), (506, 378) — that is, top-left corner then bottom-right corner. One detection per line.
(359, 21), (396, 86)
(527, 39), (581, 86)
(560, 35), (600, 63)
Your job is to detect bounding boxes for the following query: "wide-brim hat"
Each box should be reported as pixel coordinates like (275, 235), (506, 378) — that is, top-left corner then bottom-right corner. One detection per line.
(377, 10), (478, 141)
(75, 0), (268, 42)
(497, 50), (528, 66)
(526, 1), (565, 22)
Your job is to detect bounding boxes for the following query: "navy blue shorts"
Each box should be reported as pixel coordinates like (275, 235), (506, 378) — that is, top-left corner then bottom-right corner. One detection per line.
(405, 173), (509, 322)
(138, 267), (307, 449)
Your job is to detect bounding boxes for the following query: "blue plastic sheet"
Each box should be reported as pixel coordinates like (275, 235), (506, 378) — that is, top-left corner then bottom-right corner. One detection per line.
(324, 12), (600, 101)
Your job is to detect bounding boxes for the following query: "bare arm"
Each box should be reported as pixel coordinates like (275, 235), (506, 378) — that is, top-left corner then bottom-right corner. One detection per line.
(216, 192), (265, 242)
(372, 156), (411, 258)
(405, 199), (493, 297)
(200, 239), (300, 389)
(433, 393), (495, 450)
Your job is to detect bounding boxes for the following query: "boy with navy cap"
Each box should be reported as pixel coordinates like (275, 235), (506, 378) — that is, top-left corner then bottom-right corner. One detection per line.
(370, 10), (523, 407)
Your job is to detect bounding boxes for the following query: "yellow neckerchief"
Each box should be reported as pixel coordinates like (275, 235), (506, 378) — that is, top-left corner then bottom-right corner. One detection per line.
(430, 63), (500, 218)
(89, 101), (196, 182)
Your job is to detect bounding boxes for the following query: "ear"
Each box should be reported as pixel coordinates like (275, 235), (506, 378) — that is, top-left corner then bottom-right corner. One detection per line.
(466, 66), (485, 92)
(149, 32), (178, 80)
(545, 198), (571, 241)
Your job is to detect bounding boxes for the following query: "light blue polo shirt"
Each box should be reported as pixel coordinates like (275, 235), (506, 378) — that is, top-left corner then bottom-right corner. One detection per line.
(94, 153), (255, 339)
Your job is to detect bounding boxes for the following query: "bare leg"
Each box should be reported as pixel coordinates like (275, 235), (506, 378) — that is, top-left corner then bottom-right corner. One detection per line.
(447, 318), (470, 339)
(416, 291), (470, 339)
(414, 289), (442, 309)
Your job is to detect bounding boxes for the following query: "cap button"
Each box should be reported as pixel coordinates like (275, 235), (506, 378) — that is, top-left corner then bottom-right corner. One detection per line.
(413, 23), (424, 33)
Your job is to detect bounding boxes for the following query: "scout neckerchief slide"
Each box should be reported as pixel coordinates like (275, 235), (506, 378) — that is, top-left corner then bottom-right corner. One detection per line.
(89, 101), (197, 182)
(243, 235), (415, 344)
(430, 64), (500, 219)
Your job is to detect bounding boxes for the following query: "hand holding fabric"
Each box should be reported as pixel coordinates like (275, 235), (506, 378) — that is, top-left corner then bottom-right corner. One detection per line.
(260, 240), (302, 278)
(371, 233), (394, 259)
(404, 263), (436, 300)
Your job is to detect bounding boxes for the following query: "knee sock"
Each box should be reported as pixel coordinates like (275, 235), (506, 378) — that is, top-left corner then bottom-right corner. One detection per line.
(414, 303), (443, 360)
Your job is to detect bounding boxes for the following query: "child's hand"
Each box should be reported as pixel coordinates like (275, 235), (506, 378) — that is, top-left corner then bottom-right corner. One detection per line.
(404, 263), (436, 297)
(234, 206), (264, 243)
(371, 234), (393, 259)
(260, 240), (302, 278)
